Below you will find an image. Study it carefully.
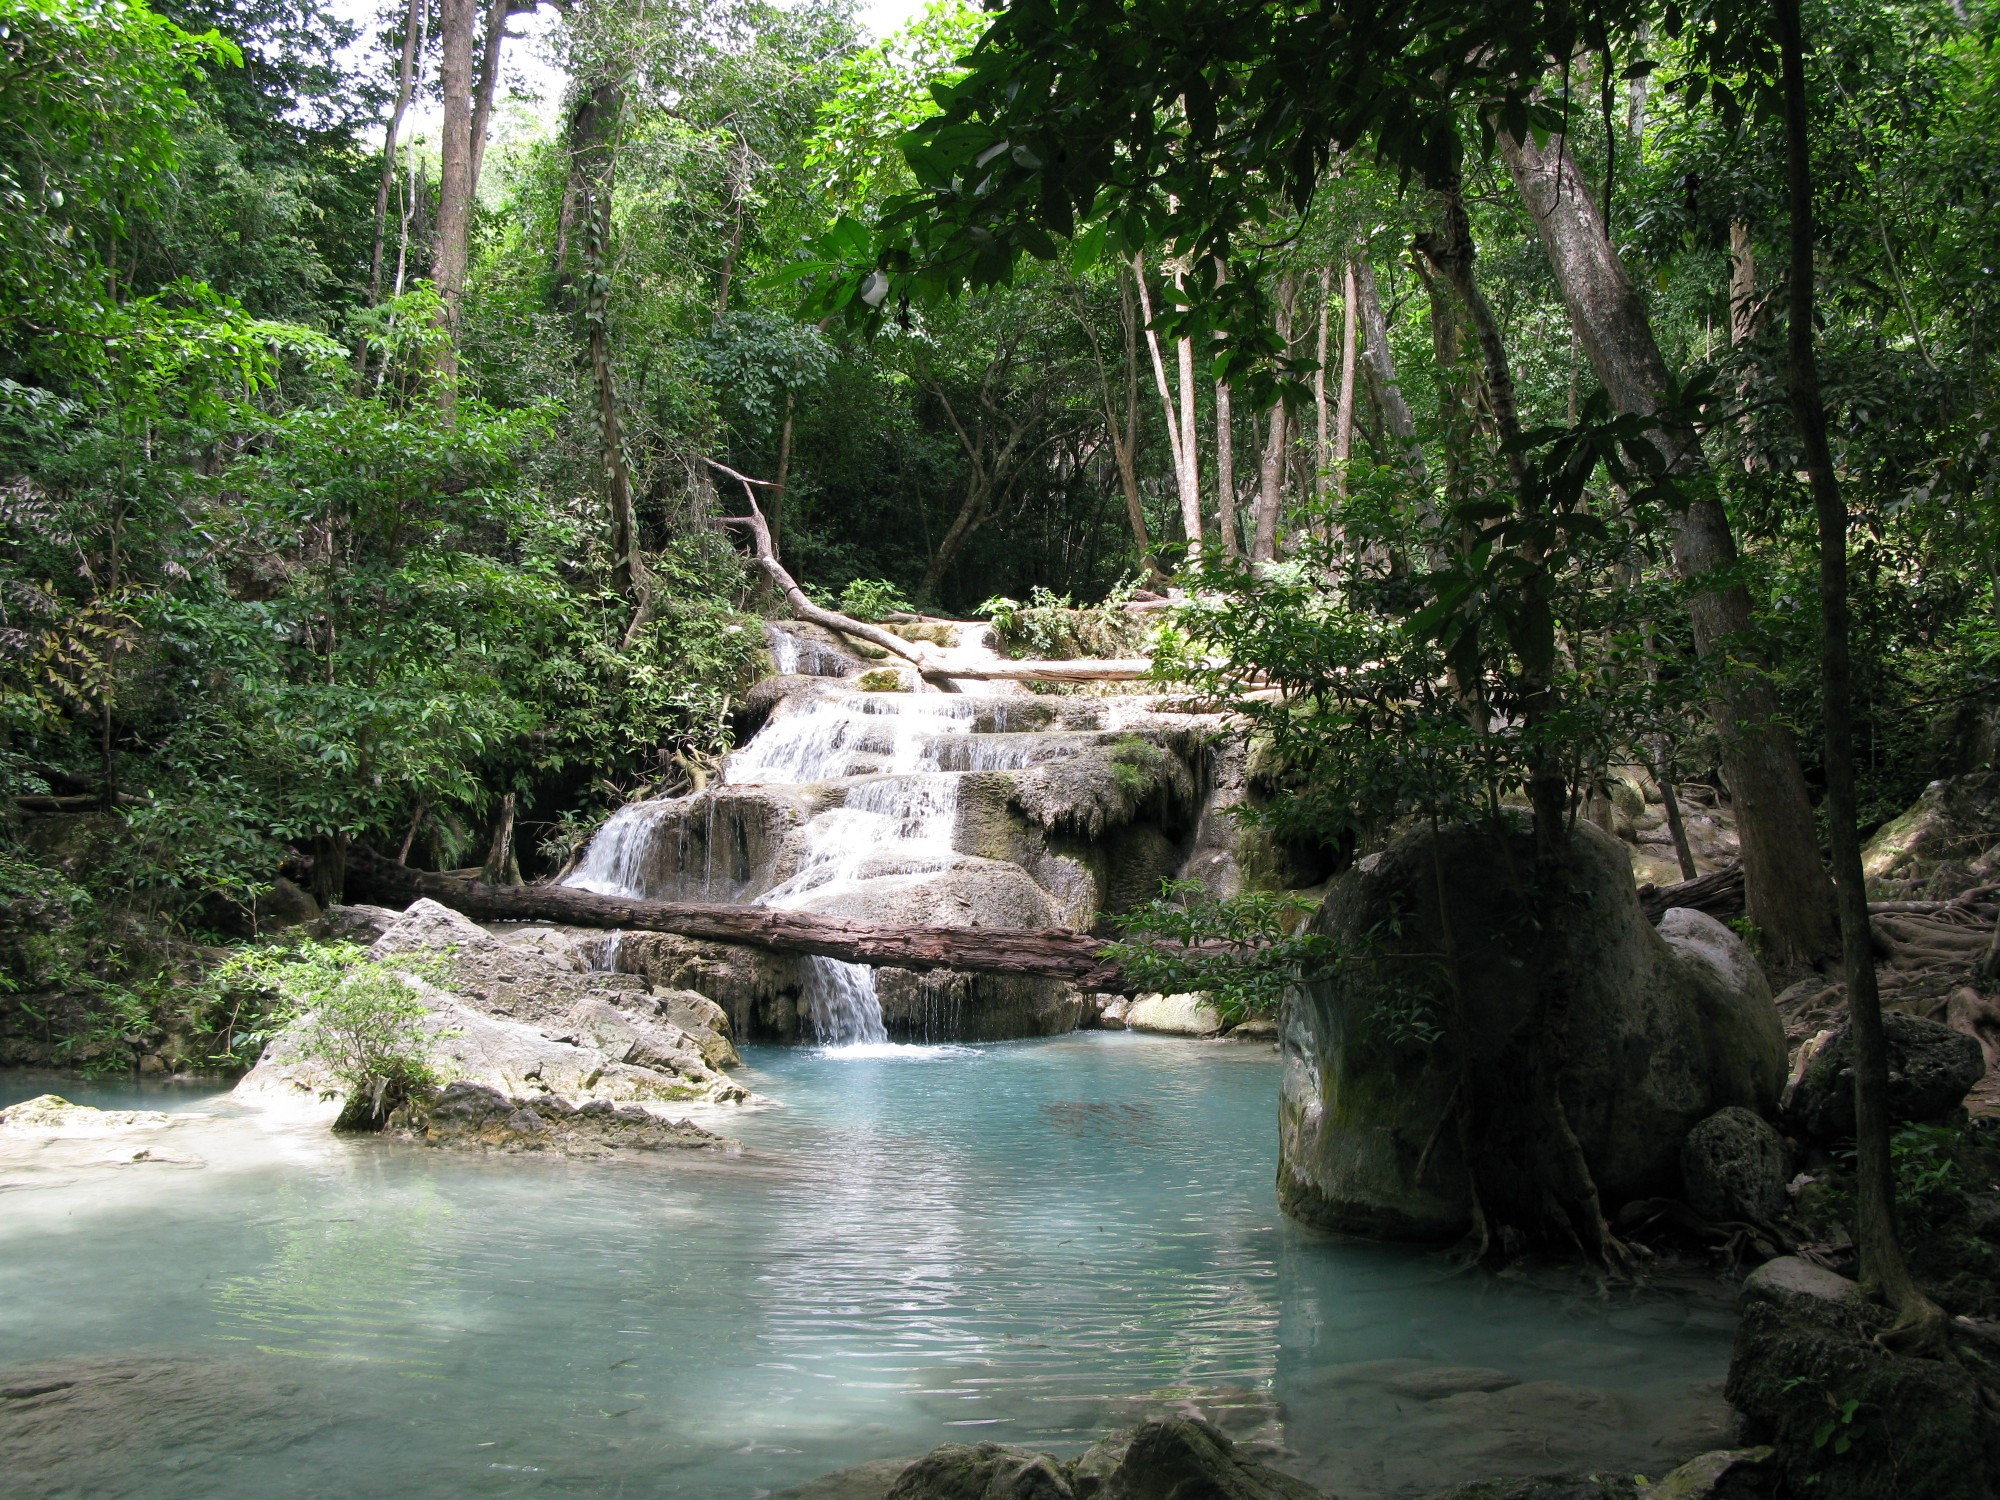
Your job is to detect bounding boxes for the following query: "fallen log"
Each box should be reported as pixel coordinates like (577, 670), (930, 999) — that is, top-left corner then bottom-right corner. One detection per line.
(927, 657), (1155, 683)
(1637, 864), (1745, 924)
(346, 848), (1137, 992)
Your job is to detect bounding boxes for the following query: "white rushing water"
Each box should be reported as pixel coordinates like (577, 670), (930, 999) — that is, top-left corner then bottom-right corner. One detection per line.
(565, 625), (1049, 1048)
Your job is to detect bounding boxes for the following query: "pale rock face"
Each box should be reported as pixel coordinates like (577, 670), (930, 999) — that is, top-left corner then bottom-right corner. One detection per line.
(0, 1095), (172, 1135)
(232, 898), (753, 1130)
(1277, 822), (1788, 1242)
(1123, 993), (1225, 1037)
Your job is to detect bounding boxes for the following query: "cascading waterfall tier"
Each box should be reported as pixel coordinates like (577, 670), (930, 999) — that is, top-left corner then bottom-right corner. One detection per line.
(564, 629), (1070, 1050)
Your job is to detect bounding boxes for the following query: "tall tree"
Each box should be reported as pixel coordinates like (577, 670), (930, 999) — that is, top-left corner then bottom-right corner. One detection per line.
(1499, 126), (1838, 970)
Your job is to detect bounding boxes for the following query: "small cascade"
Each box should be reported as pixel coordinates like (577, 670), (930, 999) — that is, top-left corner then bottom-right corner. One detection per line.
(801, 956), (890, 1046)
(766, 623), (855, 678)
(565, 623), (1054, 1052)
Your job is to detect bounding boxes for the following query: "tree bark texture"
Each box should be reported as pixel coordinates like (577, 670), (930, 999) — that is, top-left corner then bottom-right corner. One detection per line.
(1334, 259), (1358, 502)
(1500, 125), (1839, 969)
(1774, 0), (1941, 1333)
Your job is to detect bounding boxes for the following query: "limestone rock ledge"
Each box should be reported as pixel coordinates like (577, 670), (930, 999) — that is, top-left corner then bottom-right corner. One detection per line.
(234, 899), (754, 1135)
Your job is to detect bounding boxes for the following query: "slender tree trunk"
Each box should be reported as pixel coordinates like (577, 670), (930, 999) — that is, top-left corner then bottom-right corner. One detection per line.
(431, 0), (479, 404)
(1775, 0), (1944, 1338)
(1252, 274), (1298, 561)
(369, 0), (422, 307)
(1500, 125), (1839, 970)
(483, 792), (521, 886)
(1314, 265), (1332, 504)
(562, 74), (645, 615)
(469, 0), (521, 198)
(1176, 327), (1201, 546)
(1215, 378), (1239, 558)
(1133, 255), (1193, 542)
(1352, 257), (1427, 485)
(1334, 259), (1358, 501)
(920, 474), (996, 602)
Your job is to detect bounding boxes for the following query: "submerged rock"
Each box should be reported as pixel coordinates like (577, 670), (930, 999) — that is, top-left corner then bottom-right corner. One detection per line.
(1784, 1010), (1985, 1142)
(787, 1418), (1325, 1500)
(1279, 822), (1786, 1241)
(0, 1095), (171, 1135)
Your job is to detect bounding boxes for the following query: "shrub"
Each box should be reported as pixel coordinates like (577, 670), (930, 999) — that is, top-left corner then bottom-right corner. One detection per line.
(215, 940), (450, 1130)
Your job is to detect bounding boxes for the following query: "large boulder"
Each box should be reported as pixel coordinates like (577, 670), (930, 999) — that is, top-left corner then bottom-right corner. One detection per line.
(1279, 822), (1787, 1241)
(1785, 1010), (1986, 1142)
(1123, 993), (1225, 1037)
(1725, 1257), (2000, 1499)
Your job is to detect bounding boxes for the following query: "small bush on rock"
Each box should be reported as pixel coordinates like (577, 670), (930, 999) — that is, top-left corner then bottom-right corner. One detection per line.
(217, 941), (451, 1130)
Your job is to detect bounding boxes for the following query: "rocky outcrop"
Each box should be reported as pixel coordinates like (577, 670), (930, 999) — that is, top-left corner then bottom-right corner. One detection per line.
(1725, 1256), (2000, 1498)
(1123, 992), (1225, 1037)
(782, 1418), (1323, 1500)
(1279, 822), (1788, 1241)
(1785, 1010), (1986, 1141)
(0, 1094), (171, 1135)
(234, 900), (751, 1127)
(1861, 772), (2000, 898)
(408, 1082), (731, 1157)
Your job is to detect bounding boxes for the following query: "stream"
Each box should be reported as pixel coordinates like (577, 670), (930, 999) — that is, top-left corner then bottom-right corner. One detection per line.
(0, 1036), (1733, 1499)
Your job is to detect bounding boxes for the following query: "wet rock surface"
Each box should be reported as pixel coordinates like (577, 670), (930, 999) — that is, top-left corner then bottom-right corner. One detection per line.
(404, 1081), (731, 1157)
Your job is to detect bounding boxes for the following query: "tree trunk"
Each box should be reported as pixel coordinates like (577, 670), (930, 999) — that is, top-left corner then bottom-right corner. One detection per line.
(563, 74), (645, 613)
(1334, 259), (1358, 501)
(368, 0), (422, 306)
(1215, 378), (1240, 557)
(482, 791), (521, 886)
(1176, 327), (1201, 545)
(346, 848), (1138, 990)
(1251, 274), (1298, 562)
(1500, 125), (1839, 970)
(431, 0), (478, 404)
(468, 0), (525, 198)
(1774, 0), (1944, 1339)
(1314, 264), (1332, 504)
(1133, 254), (1195, 550)
(1352, 257), (1427, 485)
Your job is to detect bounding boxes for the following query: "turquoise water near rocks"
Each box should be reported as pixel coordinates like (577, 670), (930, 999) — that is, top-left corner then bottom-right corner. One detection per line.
(0, 1035), (1734, 1498)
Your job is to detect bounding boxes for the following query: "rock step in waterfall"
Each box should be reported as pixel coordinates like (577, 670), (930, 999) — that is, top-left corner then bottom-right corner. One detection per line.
(563, 620), (1274, 1047)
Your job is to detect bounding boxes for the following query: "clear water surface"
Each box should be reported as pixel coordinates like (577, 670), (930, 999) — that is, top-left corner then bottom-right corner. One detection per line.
(0, 1035), (1734, 1498)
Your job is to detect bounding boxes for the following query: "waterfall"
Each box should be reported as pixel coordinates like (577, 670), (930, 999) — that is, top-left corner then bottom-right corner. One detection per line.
(801, 956), (889, 1046)
(566, 627), (1037, 1052)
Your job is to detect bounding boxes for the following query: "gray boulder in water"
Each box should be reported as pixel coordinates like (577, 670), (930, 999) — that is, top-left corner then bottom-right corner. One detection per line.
(1278, 822), (1787, 1241)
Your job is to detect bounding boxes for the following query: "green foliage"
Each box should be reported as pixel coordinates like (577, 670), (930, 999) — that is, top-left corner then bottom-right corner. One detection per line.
(980, 578), (1149, 660)
(215, 939), (449, 1121)
(835, 577), (913, 621)
(1108, 879), (1330, 1022)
